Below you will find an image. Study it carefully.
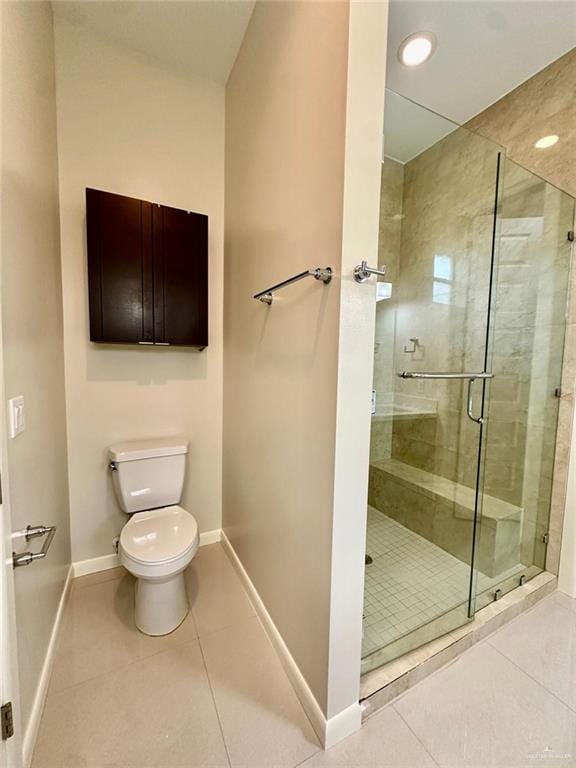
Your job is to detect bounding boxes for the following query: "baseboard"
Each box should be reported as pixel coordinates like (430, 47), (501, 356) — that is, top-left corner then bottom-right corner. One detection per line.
(22, 564), (73, 768)
(324, 701), (363, 749)
(72, 528), (222, 578)
(221, 531), (360, 749)
(199, 528), (222, 546)
(73, 553), (119, 577)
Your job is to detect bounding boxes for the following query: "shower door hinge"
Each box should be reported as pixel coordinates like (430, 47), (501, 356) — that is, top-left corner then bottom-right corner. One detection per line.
(542, 532), (550, 545)
(1, 702), (14, 741)
(568, 231), (574, 242)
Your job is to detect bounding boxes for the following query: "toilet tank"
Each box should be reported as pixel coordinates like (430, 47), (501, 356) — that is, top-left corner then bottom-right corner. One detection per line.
(108, 437), (189, 514)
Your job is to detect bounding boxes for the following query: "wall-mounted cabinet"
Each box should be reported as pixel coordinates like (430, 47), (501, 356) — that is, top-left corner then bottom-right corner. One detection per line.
(86, 188), (208, 348)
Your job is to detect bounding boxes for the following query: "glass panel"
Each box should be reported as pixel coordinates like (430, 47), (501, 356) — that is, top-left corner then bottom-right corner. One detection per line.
(362, 90), (503, 673)
(474, 158), (575, 612)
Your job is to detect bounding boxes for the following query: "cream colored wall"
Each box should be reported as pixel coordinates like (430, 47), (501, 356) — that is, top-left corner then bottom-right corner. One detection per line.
(53, 17), (225, 561)
(1, 0), (71, 738)
(223, 0), (349, 715)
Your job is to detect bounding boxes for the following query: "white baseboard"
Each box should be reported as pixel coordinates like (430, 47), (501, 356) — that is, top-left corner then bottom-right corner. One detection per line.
(199, 528), (222, 546)
(221, 531), (360, 749)
(324, 700), (362, 749)
(73, 552), (120, 577)
(22, 564), (73, 768)
(72, 528), (222, 578)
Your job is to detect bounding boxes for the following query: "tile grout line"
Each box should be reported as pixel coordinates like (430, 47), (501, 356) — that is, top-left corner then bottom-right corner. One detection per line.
(197, 628), (233, 768)
(392, 704), (442, 768)
(487, 638), (576, 715)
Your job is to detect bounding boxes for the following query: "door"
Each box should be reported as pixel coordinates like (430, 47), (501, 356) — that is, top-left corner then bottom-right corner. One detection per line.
(152, 205), (208, 347)
(362, 92), (504, 672)
(0, 346), (21, 767)
(86, 188), (154, 344)
(473, 156), (575, 612)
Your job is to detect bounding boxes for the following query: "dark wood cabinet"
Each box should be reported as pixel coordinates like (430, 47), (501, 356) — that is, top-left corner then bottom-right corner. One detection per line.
(86, 188), (208, 348)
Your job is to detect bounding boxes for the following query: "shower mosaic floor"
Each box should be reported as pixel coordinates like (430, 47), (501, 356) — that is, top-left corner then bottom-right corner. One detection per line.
(362, 506), (524, 660)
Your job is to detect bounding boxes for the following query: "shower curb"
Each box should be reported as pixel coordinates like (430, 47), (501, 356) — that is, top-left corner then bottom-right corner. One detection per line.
(360, 571), (557, 719)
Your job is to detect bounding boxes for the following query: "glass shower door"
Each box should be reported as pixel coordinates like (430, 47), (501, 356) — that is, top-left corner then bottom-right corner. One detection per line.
(473, 157), (575, 612)
(363, 92), (504, 672)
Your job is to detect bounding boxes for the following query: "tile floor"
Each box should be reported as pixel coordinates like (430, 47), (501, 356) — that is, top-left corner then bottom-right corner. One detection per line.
(32, 544), (321, 768)
(363, 507), (524, 659)
(32, 543), (576, 768)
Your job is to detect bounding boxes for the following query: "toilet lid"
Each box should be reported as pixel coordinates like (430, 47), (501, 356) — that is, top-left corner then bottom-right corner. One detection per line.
(120, 506), (198, 565)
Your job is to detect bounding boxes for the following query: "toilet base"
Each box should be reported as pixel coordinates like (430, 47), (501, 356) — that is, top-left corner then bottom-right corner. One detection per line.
(134, 572), (189, 636)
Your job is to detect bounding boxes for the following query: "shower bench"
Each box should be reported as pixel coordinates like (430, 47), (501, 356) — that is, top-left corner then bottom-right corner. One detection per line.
(368, 458), (524, 577)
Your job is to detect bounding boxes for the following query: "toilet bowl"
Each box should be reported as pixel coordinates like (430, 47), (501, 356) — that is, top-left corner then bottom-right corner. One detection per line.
(119, 505), (199, 635)
(109, 436), (199, 636)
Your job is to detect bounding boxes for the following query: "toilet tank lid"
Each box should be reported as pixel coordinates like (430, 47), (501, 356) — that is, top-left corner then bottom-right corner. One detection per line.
(108, 437), (189, 463)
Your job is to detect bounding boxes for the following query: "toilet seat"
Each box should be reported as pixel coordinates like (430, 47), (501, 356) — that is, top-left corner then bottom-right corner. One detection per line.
(120, 505), (199, 566)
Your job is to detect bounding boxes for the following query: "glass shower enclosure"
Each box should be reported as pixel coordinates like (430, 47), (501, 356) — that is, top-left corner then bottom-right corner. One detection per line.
(362, 90), (574, 674)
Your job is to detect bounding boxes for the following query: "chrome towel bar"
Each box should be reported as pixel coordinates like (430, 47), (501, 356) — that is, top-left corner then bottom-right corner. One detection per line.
(253, 267), (333, 305)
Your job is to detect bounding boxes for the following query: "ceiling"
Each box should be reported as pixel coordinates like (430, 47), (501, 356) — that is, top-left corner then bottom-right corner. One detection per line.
(53, 1), (255, 85)
(386, 1), (576, 125)
(383, 89), (458, 164)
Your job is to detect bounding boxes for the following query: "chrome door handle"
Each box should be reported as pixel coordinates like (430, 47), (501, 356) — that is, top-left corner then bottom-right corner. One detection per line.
(13, 524), (56, 568)
(353, 261), (386, 283)
(398, 371), (493, 380)
(467, 378), (484, 424)
(398, 371), (493, 424)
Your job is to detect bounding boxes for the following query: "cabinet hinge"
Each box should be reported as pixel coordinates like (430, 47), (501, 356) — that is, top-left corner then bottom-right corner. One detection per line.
(1, 702), (14, 741)
(568, 231), (575, 242)
(542, 532), (550, 545)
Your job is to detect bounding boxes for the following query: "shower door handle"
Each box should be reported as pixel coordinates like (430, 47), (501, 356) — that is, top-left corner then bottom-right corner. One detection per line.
(466, 377), (486, 424)
(398, 371), (493, 380)
(398, 370), (493, 424)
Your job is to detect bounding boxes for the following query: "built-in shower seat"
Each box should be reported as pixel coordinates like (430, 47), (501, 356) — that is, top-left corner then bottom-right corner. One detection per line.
(368, 458), (523, 577)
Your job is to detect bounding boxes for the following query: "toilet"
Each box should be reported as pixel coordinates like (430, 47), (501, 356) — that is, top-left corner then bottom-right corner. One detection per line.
(108, 436), (199, 636)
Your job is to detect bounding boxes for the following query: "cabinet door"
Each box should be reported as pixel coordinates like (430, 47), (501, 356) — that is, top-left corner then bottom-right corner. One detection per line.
(86, 188), (153, 343)
(152, 204), (208, 347)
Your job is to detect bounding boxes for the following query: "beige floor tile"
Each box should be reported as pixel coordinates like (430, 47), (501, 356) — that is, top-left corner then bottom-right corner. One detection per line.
(187, 544), (255, 638)
(552, 589), (576, 614)
(50, 573), (198, 692)
(301, 706), (436, 767)
(32, 641), (230, 768)
(489, 594), (576, 710)
(201, 616), (320, 767)
(395, 642), (576, 767)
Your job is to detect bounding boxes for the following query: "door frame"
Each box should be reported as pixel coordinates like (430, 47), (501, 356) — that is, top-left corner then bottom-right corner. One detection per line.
(0, 320), (22, 767)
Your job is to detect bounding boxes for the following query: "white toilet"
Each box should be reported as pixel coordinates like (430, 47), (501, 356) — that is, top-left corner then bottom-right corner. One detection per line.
(108, 436), (199, 636)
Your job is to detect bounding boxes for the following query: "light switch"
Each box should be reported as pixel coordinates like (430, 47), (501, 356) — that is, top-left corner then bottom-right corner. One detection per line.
(8, 396), (25, 438)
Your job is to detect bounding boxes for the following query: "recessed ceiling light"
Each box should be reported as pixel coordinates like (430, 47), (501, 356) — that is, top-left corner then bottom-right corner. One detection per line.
(398, 32), (437, 67)
(534, 134), (559, 149)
